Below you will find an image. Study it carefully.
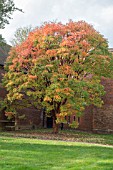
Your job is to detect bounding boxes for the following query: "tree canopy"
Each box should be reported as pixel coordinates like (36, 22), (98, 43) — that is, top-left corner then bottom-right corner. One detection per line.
(0, 0), (22, 29)
(0, 0), (22, 44)
(3, 21), (113, 133)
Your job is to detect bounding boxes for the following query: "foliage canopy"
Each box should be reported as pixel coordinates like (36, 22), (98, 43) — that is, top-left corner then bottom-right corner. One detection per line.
(3, 21), (113, 133)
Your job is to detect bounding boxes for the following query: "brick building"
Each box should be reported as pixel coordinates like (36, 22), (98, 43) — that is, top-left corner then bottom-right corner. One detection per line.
(0, 45), (113, 133)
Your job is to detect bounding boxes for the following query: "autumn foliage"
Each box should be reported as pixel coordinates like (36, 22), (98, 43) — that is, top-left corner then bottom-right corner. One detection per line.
(3, 21), (113, 133)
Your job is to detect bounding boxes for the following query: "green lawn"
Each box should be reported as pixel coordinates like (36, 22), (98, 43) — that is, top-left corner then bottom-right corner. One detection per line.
(1, 129), (113, 145)
(0, 136), (113, 170)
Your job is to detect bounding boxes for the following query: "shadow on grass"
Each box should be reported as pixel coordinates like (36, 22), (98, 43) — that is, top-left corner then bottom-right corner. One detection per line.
(0, 137), (113, 170)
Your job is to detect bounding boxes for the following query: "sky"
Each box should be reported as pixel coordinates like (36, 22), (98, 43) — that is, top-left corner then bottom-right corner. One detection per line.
(1, 0), (113, 47)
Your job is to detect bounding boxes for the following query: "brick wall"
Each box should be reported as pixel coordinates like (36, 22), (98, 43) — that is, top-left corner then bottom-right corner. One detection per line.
(15, 107), (43, 130)
(78, 105), (93, 131)
(73, 77), (113, 134)
(92, 77), (113, 133)
(77, 77), (113, 133)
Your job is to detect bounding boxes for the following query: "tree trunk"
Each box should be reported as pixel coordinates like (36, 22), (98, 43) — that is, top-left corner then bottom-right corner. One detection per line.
(52, 115), (59, 134)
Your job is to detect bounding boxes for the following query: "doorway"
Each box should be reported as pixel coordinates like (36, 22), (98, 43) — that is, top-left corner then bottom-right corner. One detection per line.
(47, 117), (53, 128)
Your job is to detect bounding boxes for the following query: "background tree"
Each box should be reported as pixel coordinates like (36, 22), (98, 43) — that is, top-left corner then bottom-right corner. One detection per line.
(0, 0), (22, 44)
(3, 21), (113, 133)
(0, 0), (22, 29)
(10, 25), (33, 46)
(0, 34), (6, 45)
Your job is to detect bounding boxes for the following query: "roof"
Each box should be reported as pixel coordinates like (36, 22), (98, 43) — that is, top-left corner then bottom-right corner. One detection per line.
(109, 48), (113, 53)
(0, 44), (11, 65)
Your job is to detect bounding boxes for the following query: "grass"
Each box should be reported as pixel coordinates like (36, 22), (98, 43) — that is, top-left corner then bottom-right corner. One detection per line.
(1, 128), (113, 145)
(0, 131), (113, 169)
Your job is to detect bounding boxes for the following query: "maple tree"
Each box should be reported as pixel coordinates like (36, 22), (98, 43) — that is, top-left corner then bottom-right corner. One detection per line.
(3, 21), (113, 133)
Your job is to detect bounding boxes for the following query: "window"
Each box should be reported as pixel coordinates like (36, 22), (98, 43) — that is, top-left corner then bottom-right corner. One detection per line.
(68, 116), (70, 123)
(78, 117), (80, 123)
(74, 116), (76, 121)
